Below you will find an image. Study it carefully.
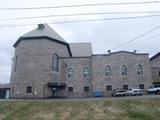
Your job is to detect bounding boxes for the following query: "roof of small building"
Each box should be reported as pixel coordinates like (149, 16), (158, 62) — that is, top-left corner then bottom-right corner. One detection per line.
(0, 83), (10, 89)
(69, 43), (92, 57)
(150, 52), (160, 61)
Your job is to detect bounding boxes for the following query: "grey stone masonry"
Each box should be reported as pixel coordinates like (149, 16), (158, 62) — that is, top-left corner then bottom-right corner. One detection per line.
(10, 24), (154, 99)
(10, 39), (70, 98)
(92, 52), (152, 96)
(150, 54), (160, 83)
(60, 57), (92, 97)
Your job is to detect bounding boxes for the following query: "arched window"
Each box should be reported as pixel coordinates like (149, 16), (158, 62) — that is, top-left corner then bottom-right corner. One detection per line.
(137, 64), (143, 75)
(83, 67), (89, 78)
(121, 65), (127, 75)
(52, 54), (59, 72)
(68, 68), (73, 79)
(105, 65), (111, 76)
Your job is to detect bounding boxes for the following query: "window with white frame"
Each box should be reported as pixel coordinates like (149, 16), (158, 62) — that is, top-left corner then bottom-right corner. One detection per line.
(105, 65), (111, 76)
(68, 68), (73, 79)
(83, 67), (89, 78)
(52, 54), (59, 72)
(137, 64), (143, 75)
(121, 65), (127, 75)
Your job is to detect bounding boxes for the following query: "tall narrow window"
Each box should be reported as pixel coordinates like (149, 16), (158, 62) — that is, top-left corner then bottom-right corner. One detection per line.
(52, 54), (59, 72)
(105, 65), (111, 76)
(83, 67), (89, 78)
(137, 64), (143, 75)
(14, 55), (18, 72)
(68, 68), (73, 79)
(121, 65), (127, 75)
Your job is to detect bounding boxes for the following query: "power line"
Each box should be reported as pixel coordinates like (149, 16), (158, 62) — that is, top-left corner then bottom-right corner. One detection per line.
(53, 14), (160, 24)
(0, 14), (160, 27)
(111, 26), (160, 51)
(1, 11), (160, 21)
(0, 1), (160, 10)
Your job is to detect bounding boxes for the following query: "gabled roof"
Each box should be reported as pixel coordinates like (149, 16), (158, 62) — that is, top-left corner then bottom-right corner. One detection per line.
(69, 43), (92, 57)
(150, 52), (160, 61)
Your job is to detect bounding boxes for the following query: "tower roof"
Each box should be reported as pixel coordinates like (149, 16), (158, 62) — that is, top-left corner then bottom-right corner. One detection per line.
(13, 24), (67, 47)
(22, 24), (66, 43)
(13, 24), (72, 57)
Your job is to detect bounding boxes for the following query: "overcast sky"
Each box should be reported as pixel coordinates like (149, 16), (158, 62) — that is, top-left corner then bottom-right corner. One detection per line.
(0, 0), (160, 83)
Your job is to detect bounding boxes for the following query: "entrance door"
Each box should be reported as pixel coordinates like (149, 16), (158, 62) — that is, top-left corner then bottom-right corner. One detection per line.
(52, 88), (57, 98)
(0, 89), (6, 99)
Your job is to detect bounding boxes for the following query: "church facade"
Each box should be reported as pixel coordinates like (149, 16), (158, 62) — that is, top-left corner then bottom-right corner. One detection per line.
(10, 24), (152, 98)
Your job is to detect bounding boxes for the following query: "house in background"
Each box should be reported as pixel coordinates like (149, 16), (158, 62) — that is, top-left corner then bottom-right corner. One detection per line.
(0, 83), (10, 99)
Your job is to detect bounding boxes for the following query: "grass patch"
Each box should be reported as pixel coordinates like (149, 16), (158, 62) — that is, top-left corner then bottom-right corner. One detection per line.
(0, 99), (160, 120)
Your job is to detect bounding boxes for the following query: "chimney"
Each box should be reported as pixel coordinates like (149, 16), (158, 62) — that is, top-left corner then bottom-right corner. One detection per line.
(38, 24), (45, 30)
(108, 50), (111, 54)
(133, 50), (137, 54)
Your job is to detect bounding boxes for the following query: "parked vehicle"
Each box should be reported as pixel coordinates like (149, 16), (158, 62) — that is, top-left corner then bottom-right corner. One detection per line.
(112, 89), (127, 97)
(126, 88), (143, 96)
(147, 84), (160, 95)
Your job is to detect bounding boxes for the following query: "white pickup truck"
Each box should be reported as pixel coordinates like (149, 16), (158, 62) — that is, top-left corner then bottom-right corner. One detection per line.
(147, 84), (160, 94)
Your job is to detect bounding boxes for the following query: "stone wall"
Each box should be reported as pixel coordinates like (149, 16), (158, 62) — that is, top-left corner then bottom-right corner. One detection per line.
(92, 52), (152, 96)
(150, 55), (160, 83)
(10, 39), (153, 99)
(10, 39), (70, 98)
(61, 57), (92, 97)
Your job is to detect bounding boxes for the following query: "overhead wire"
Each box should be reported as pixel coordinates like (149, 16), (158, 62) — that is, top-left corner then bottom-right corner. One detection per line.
(0, 14), (160, 27)
(1, 11), (160, 21)
(0, 1), (160, 10)
(111, 26), (160, 51)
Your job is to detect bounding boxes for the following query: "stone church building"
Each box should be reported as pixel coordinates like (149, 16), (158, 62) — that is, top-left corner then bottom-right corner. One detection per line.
(10, 24), (153, 98)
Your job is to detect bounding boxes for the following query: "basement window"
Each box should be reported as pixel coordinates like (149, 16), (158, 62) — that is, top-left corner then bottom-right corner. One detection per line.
(68, 87), (73, 92)
(139, 84), (144, 89)
(26, 86), (32, 94)
(84, 87), (89, 92)
(106, 85), (112, 91)
(123, 85), (128, 90)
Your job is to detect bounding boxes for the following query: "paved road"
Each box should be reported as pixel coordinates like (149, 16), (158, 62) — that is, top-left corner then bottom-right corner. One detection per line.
(0, 95), (160, 102)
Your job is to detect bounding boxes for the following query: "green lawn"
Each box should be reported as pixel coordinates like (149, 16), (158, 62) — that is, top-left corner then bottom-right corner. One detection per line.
(0, 99), (160, 120)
